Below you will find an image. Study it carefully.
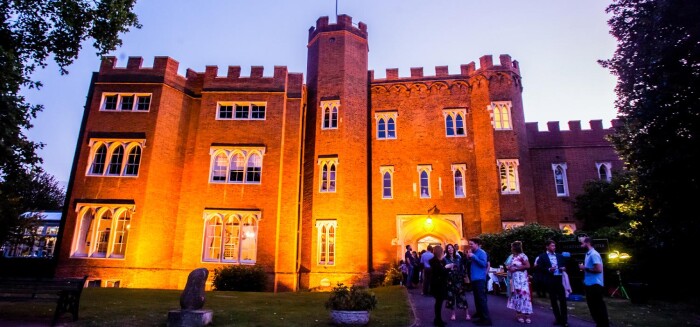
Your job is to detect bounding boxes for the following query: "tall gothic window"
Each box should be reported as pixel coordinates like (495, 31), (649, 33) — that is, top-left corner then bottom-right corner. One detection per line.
(552, 163), (569, 196)
(498, 159), (520, 194)
(316, 220), (337, 265)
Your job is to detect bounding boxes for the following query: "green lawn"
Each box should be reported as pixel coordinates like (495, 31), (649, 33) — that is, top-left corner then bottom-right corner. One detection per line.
(0, 285), (411, 327)
(531, 296), (699, 327)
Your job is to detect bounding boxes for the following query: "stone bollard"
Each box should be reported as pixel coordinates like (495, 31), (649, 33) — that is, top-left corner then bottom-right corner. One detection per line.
(167, 268), (213, 327)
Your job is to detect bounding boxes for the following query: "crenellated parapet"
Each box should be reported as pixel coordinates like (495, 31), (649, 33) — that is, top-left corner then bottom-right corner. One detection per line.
(96, 56), (303, 96)
(98, 56), (187, 89)
(198, 65), (291, 93)
(370, 54), (520, 84)
(308, 14), (367, 42)
(526, 119), (620, 148)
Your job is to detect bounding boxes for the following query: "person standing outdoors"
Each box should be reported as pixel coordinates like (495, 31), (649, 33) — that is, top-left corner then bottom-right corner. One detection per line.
(467, 238), (492, 326)
(421, 245), (434, 295)
(429, 245), (451, 327)
(506, 241), (533, 324)
(535, 240), (569, 327)
(579, 237), (610, 327)
(405, 245), (415, 289)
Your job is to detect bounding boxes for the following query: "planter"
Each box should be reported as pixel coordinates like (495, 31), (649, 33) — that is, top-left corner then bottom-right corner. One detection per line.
(330, 310), (370, 325)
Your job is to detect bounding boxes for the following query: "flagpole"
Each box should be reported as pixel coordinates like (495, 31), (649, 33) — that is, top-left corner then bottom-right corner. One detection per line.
(335, 0), (338, 17)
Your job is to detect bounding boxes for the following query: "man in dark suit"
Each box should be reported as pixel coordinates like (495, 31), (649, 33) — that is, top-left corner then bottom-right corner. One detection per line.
(404, 245), (415, 289)
(535, 239), (569, 327)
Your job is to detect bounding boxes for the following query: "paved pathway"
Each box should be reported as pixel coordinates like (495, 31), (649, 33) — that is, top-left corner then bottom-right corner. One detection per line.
(406, 287), (596, 327)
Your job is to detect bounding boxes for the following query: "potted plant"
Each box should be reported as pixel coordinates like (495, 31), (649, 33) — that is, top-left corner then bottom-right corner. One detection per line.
(325, 283), (377, 325)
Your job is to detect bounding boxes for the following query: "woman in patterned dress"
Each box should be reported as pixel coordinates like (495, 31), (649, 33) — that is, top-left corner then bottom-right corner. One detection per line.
(443, 243), (470, 321)
(506, 241), (533, 323)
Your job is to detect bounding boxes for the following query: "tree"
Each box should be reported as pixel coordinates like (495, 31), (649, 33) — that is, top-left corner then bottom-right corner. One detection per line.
(573, 173), (629, 231)
(0, 170), (66, 252)
(600, 0), (700, 298)
(0, 1), (140, 246)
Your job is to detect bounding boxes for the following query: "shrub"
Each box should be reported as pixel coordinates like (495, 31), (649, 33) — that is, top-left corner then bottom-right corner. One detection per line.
(382, 266), (402, 286)
(325, 283), (377, 311)
(212, 264), (266, 291)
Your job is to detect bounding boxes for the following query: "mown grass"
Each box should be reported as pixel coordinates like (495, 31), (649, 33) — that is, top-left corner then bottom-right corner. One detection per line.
(532, 296), (700, 327)
(0, 285), (411, 327)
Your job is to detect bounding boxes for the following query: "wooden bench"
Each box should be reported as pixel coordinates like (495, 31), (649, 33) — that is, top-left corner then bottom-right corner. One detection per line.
(0, 275), (88, 326)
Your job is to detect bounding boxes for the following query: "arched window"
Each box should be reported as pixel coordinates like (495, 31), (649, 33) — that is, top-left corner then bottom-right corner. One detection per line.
(321, 163), (329, 192)
(498, 159), (520, 194)
(387, 118), (396, 138)
(420, 171), (430, 198)
(223, 215), (240, 262)
(107, 145), (124, 175)
(90, 144), (107, 175)
(71, 204), (135, 259)
(316, 220), (337, 265)
(492, 102), (513, 130)
(246, 153), (262, 183)
(204, 215), (223, 261)
(329, 164), (336, 192)
(124, 146), (141, 176)
(454, 169), (465, 197)
(331, 106), (338, 128)
(94, 210), (113, 257)
(445, 115), (455, 136)
(323, 108), (331, 129)
(112, 210), (130, 257)
(378, 118), (386, 139)
(74, 209), (95, 256)
(383, 171), (392, 198)
(211, 153), (228, 182)
(240, 215), (257, 263)
(552, 163), (569, 196)
(319, 158), (339, 192)
(455, 114), (465, 135)
(229, 153), (245, 182)
(597, 162), (612, 182)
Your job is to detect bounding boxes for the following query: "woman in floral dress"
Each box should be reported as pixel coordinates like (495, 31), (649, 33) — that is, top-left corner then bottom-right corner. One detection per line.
(506, 241), (533, 323)
(442, 244), (470, 321)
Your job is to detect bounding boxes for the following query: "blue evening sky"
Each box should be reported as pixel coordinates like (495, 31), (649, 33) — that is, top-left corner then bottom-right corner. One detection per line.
(24, 0), (618, 183)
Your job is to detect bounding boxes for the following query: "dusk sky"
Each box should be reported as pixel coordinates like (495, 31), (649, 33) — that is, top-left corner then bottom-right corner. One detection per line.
(24, 0), (618, 184)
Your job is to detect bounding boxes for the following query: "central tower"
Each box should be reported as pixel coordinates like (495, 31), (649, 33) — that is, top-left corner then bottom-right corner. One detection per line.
(301, 15), (370, 288)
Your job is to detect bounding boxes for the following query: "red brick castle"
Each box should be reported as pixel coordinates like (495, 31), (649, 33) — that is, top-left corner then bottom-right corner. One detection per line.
(56, 15), (621, 291)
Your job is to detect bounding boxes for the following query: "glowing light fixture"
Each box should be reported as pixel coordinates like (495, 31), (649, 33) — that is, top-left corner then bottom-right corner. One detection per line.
(424, 205), (439, 232)
(608, 250), (631, 261)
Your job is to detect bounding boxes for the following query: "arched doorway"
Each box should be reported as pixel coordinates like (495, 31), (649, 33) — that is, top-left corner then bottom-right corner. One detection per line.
(396, 214), (465, 259)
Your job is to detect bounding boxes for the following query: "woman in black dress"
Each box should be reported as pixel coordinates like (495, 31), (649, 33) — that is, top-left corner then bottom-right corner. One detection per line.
(429, 245), (452, 327)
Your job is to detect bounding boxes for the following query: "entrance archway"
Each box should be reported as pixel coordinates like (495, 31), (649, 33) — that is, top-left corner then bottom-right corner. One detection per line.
(396, 214), (465, 259)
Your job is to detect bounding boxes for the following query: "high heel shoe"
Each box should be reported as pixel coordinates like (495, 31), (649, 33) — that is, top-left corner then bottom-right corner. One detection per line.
(450, 313), (456, 320)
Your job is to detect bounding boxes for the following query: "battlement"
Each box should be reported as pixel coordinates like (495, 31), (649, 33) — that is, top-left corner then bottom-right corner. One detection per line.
(526, 119), (621, 148)
(99, 56), (182, 77)
(198, 65), (290, 92)
(369, 54), (520, 82)
(97, 56), (302, 95)
(308, 14), (368, 41)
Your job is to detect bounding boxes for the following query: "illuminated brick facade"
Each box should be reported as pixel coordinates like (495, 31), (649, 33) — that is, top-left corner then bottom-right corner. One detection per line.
(55, 15), (621, 290)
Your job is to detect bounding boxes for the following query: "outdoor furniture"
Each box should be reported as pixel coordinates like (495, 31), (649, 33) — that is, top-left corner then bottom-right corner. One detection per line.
(0, 275), (88, 326)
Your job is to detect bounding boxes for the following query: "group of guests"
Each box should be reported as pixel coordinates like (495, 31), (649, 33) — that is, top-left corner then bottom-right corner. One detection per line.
(401, 237), (610, 327)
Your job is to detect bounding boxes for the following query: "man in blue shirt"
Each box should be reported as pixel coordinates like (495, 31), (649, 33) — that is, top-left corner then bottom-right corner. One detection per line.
(467, 238), (492, 326)
(579, 237), (609, 327)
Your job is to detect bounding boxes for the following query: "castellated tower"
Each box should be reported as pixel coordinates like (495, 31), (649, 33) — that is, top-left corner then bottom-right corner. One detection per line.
(473, 55), (538, 225)
(300, 15), (370, 288)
